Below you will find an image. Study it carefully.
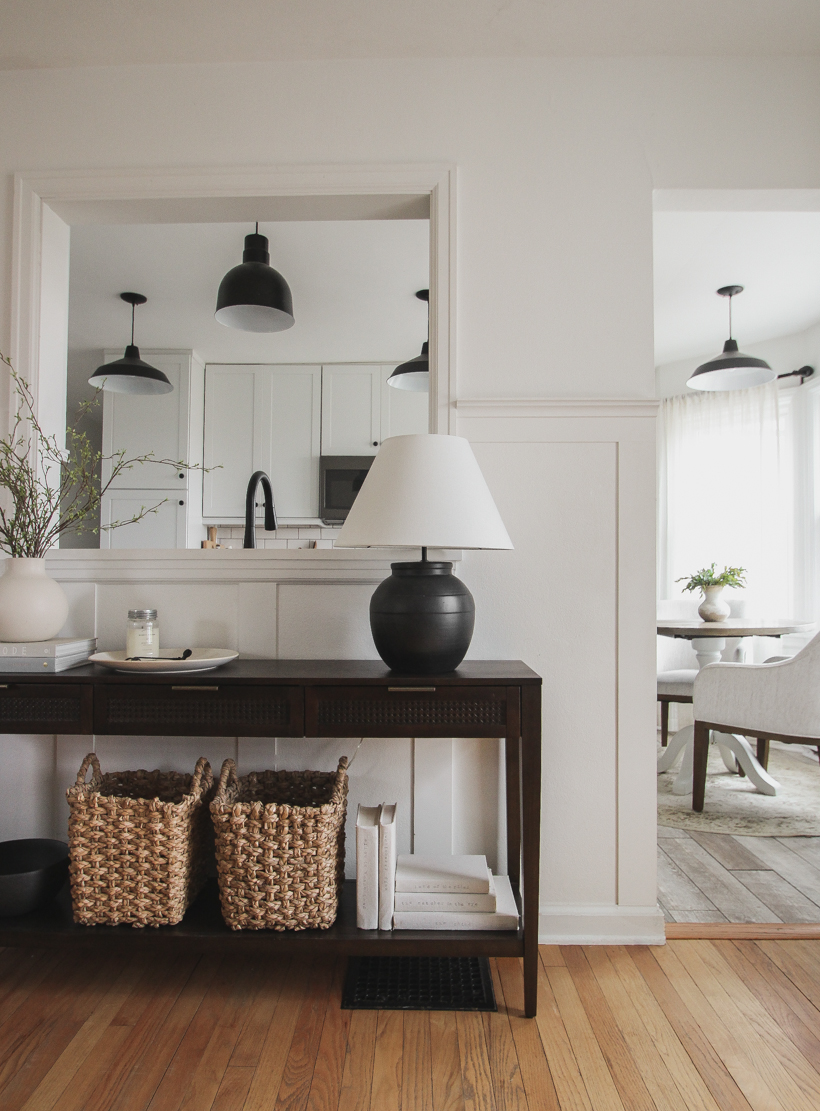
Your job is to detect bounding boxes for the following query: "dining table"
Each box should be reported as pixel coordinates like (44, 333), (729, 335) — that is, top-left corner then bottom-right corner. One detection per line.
(656, 617), (813, 799)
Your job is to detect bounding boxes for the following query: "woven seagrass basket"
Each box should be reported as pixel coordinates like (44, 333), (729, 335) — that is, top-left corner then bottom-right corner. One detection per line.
(211, 756), (348, 930)
(66, 753), (213, 927)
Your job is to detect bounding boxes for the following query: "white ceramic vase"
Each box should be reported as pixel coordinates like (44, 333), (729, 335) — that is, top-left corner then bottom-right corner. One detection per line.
(0, 558), (69, 642)
(698, 584), (731, 623)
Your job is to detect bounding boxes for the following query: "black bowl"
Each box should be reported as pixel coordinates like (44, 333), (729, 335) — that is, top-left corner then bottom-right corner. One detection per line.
(0, 839), (69, 916)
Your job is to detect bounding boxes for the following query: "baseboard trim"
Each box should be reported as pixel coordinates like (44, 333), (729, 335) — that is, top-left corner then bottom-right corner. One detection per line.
(540, 905), (666, 945)
(666, 922), (820, 940)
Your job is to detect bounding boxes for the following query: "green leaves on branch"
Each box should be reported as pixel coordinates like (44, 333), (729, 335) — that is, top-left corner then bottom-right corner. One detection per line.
(676, 563), (747, 593)
(0, 353), (201, 557)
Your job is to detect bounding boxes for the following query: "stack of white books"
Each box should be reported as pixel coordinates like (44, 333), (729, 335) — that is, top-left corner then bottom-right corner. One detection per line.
(392, 854), (518, 931)
(355, 805), (519, 932)
(0, 638), (97, 673)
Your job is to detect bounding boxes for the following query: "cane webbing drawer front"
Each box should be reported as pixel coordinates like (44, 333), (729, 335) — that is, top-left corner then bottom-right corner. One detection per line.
(307, 685), (509, 737)
(93, 684), (303, 737)
(0, 683), (92, 734)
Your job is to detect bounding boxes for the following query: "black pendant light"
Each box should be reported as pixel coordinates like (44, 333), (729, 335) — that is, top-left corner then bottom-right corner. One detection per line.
(89, 293), (173, 395)
(215, 223), (294, 332)
(388, 289), (430, 392)
(687, 285), (775, 391)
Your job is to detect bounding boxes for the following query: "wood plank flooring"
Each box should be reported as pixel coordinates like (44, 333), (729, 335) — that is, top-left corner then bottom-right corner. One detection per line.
(3, 943), (820, 1110)
(659, 828), (820, 924)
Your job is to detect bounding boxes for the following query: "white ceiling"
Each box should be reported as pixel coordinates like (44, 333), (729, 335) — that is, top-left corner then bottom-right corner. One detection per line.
(653, 210), (820, 366)
(68, 220), (430, 365)
(2, 0), (819, 68)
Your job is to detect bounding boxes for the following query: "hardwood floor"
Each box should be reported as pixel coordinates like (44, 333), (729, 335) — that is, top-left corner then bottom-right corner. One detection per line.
(659, 828), (820, 924)
(2, 943), (820, 1110)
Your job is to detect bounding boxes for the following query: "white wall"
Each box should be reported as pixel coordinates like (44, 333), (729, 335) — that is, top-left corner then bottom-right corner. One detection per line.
(1, 56), (819, 942)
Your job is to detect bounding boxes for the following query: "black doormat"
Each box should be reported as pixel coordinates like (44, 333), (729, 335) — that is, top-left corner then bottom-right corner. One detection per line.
(341, 955), (497, 1011)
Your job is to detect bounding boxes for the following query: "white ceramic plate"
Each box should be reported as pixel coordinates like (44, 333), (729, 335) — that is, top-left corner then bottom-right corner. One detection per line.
(88, 649), (239, 674)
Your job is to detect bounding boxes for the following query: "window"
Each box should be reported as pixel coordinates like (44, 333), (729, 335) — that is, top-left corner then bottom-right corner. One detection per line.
(658, 382), (808, 620)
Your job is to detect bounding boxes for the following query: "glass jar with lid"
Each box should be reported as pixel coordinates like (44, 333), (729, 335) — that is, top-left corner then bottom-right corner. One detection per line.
(126, 609), (160, 658)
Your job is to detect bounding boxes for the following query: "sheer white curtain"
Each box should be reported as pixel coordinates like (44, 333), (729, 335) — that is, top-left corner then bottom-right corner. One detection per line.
(658, 382), (793, 617)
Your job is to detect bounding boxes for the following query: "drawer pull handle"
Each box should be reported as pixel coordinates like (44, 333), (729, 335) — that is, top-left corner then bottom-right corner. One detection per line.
(0, 684), (7, 689)
(388, 686), (436, 692)
(172, 685), (219, 692)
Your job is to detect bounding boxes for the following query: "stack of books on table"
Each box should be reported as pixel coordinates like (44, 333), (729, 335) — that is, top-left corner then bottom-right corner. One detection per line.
(0, 638), (97, 672)
(355, 801), (518, 931)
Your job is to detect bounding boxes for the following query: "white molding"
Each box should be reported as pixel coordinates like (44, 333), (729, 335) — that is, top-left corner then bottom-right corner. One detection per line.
(539, 904), (666, 945)
(11, 162), (456, 436)
(455, 397), (660, 419)
(41, 547), (461, 585)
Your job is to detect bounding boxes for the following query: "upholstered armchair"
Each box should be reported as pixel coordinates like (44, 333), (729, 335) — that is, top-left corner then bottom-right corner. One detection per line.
(692, 630), (820, 811)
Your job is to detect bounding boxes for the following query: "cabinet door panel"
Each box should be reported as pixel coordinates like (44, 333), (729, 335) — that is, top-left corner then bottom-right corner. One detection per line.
(101, 352), (189, 489)
(261, 366), (321, 518)
(203, 365), (258, 520)
(380, 365), (430, 440)
(99, 490), (186, 549)
(321, 365), (381, 455)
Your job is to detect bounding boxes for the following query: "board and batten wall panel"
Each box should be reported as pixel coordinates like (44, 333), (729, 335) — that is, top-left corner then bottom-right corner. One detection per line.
(457, 401), (662, 942)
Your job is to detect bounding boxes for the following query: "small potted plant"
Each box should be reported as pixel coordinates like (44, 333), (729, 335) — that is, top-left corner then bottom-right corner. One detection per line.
(0, 355), (195, 641)
(676, 563), (747, 622)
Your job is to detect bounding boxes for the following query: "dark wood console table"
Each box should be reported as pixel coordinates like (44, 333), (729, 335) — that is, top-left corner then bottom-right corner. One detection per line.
(0, 659), (542, 1017)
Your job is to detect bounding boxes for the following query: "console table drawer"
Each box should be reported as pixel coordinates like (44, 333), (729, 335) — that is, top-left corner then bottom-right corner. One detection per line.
(0, 683), (93, 734)
(306, 685), (510, 737)
(94, 684), (303, 736)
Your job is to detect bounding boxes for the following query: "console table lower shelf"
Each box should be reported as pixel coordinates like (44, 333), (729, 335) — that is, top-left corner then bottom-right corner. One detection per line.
(0, 879), (525, 958)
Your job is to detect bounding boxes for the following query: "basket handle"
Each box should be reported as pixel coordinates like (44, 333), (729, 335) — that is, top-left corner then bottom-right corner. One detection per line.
(190, 756), (212, 796)
(217, 758), (238, 793)
(337, 756), (349, 772)
(76, 752), (102, 787)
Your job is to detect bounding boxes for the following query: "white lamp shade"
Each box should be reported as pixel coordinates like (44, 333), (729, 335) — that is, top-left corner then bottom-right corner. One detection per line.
(335, 434), (513, 550)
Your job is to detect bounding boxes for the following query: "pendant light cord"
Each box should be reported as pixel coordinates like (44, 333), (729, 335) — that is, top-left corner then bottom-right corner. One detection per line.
(130, 302), (135, 345)
(728, 292), (733, 340)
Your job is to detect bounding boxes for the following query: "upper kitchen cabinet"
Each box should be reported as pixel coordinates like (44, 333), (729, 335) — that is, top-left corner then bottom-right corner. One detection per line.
(321, 364), (381, 455)
(203, 364), (321, 522)
(99, 350), (205, 549)
(101, 351), (203, 490)
(321, 364), (429, 455)
(202, 362), (426, 524)
(380, 365), (430, 440)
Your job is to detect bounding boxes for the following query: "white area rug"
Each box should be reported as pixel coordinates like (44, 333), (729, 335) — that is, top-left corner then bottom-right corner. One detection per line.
(658, 739), (820, 836)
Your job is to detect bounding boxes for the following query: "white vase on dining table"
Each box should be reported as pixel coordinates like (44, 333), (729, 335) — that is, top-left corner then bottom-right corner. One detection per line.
(697, 584), (730, 622)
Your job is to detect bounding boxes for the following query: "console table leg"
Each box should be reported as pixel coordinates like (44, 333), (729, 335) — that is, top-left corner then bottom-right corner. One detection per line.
(521, 684), (541, 1018)
(505, 735), (521, 890)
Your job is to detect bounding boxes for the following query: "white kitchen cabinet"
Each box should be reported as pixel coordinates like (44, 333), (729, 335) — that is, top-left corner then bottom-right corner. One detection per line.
(380, 364), (430, 440)
(321, 364), (381, 456)
(202, 362), (427, 526)
(100, 350), (205, 547)
(99, 488), (188, 549)
(203, 364), (321, 522)
(202, 366), (258, 521)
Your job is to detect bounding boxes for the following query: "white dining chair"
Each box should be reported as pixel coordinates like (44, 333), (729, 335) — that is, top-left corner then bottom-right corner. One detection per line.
(691, 629), (820, 811)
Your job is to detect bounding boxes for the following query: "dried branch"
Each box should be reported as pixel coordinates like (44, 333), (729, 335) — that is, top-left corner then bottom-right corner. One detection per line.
(0, 353), (205, 557)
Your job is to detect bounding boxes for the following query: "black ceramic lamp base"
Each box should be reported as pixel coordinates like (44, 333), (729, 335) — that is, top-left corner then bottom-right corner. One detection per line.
(369, 561), (475, 674)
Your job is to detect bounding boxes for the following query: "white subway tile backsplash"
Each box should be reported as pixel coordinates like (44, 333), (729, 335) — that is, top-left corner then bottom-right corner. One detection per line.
(298, 527), (321, 538)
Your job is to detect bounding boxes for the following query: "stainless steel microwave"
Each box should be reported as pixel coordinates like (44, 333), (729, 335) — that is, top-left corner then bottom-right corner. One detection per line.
(320, 456), (374, 524)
